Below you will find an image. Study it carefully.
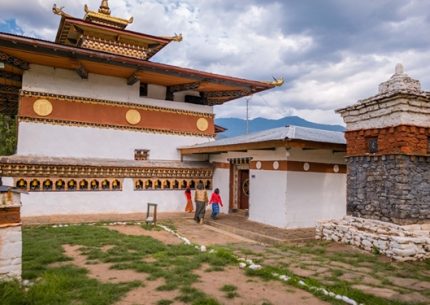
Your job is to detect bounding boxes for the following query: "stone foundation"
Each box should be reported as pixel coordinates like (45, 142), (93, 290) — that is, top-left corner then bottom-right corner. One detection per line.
(0, 225), (22, 280)
(347, 155), (430, 224)
(316, 217), (430, 261)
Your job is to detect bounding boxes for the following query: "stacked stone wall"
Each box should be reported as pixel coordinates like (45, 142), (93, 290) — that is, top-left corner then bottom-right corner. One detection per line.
(345, 125), (430, 156)
(0, 226), (22, 280)
(347, 155), (430, 224)
(316, 217), (430, 261)
(0, 191), (22, 281)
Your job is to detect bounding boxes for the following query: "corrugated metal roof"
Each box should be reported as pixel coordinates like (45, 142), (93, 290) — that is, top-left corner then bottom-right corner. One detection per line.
(181, 125), (345, 149)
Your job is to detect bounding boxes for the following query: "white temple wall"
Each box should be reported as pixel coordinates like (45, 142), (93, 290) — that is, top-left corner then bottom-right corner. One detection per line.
(23, 65), (213, 114)
(19, 178), (189, 217)
(17, 122), (212, 160)
(248, 170), (287, 228)
(285, 171), (346, 228)
(212, 168), (230, 214)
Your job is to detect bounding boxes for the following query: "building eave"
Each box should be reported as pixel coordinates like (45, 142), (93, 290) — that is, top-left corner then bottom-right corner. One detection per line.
(179, 139), (346, 155)
(0, 32), (274, 102)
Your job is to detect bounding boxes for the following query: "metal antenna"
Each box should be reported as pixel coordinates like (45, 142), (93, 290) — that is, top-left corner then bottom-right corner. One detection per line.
(246, 97), (251, 134)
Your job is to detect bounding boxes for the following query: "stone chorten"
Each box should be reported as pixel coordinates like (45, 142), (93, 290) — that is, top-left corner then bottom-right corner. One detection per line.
(337, 64), (430, 224)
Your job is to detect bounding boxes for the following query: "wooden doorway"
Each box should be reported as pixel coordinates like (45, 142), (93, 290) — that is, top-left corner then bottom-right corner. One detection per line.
(238, 169), (249, 210)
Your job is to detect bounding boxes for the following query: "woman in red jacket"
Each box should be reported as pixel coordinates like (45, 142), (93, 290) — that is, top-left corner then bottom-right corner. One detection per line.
(184, 187), (193, 213)
(209, 188), (223, 220)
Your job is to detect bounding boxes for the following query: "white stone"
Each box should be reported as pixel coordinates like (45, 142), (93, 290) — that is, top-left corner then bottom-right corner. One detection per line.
(248, 264), (262, 270)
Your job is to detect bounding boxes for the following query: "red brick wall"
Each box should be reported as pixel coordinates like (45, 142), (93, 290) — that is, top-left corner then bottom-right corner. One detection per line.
(346, 125), (430, 156)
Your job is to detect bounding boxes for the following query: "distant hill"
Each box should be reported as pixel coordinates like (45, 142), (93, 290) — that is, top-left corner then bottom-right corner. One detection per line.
(215, 116), (345, 138)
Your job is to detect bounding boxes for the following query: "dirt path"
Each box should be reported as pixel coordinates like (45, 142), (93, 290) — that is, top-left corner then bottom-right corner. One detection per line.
(62, 243), (329, 305)
(194, 266), (330, 305)
(107, 225), (183, 245)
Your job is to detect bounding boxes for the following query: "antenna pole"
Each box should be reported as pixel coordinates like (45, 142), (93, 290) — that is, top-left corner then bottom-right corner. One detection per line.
(246, 98), (249, 134)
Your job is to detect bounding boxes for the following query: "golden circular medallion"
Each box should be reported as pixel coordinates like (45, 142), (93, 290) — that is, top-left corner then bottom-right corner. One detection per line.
(33, 99), (53, 117)
(196, 118), (209, 131)
(126, 109), (141, 125)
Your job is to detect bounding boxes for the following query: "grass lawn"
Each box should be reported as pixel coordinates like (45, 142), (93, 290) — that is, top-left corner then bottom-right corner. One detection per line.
(1, 224), (235, 305)
(1, 222), (429, 305)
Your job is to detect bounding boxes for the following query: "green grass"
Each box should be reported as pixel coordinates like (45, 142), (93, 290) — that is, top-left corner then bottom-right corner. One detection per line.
(244, 263), (428, 305)
(6, 224), (239, 305)
(157, 299), (173, 305)
(1, 266), (140, 305)
(220, 284), (239, 298)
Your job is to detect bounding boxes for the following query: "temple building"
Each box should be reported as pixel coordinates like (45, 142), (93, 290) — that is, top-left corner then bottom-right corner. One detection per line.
(180, 125), (347, 228)
(0, 1), (279, 216)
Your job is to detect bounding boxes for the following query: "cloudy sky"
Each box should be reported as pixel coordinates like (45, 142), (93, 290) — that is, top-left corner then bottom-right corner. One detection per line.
(1, 0), (429, 125)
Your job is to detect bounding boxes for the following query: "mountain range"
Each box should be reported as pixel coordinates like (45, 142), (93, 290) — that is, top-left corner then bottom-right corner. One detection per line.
(215, 116), (345, 138)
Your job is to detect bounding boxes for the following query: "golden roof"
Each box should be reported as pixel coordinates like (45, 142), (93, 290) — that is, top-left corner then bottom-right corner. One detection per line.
(83, 1), (133, 30)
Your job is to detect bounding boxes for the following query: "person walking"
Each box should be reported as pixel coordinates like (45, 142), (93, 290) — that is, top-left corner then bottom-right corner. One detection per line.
(209, 188), (223, 220)
(184, 186), (193, 213)
(194, 182), (208, 224)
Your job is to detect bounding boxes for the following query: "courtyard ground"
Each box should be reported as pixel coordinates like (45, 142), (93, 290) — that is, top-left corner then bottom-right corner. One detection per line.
(1, 216), (429, 305)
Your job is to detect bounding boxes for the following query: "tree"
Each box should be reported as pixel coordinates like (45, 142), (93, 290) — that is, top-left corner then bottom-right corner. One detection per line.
(0, 114), (17, 155)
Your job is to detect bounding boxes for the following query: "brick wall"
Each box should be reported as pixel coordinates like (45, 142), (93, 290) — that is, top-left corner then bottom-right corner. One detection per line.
(345, 125), (430, 156)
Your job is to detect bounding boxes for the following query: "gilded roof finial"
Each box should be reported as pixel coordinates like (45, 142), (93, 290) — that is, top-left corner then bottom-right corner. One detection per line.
(52, 4), (71, 17)
(171, 33), (183, 42)
(99, 0), (111, 15)
(269, 77), (285, 87)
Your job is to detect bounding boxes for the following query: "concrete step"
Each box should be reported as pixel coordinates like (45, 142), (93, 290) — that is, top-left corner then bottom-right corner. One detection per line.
(205, 217), (314, 245)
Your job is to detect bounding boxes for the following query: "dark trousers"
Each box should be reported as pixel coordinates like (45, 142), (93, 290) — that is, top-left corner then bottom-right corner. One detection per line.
(194, 201), (206, 222)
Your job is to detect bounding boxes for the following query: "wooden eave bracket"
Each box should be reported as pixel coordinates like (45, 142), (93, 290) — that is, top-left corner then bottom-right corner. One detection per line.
(127, 72), (139, 86)
(0, 85), (20, 95)
(0, 51), (29, 70)
(75, 65), (88, 79)
(0, 71), (22, 82)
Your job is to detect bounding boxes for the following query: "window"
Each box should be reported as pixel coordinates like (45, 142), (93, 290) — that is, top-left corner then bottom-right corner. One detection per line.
(139, 83), (148, 97)
(135, 149), (149, 160)
(367, 137), (378, 154)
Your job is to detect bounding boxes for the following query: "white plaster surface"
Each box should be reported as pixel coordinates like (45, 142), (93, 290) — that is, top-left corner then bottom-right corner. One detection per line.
(339, 98), (430, 131)
(286, 172), (346, 228)
(211, 168), (230, 214)
(23, 65), (213, 114)
(17, 122), (212, 160)
(20, 179), (194, 216)
(248, 170), (287, 228)
(0, 226), (22, 280)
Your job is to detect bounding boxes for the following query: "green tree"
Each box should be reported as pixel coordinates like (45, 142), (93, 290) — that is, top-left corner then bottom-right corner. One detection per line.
(0, 114), (17, 155)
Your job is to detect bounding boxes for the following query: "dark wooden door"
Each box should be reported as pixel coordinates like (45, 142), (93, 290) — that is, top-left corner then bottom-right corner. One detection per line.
(238, 170), (249, 209)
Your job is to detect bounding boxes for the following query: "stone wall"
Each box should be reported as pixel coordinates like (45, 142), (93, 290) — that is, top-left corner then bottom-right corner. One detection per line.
(0, 226), (22, 280)
(316, 216), (430, 261)
(347, 155), (430, 224)
(0, 190), (22, 281)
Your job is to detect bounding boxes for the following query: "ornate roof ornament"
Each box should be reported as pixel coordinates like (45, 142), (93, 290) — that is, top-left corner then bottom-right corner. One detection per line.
(84, 0), (133, 29)
(170, 33), (183, 42)
(378, 63), (421, 94)
(268, 77), (285, 87)
(98, 0), (111, 15)
(52, 4), (71, 17)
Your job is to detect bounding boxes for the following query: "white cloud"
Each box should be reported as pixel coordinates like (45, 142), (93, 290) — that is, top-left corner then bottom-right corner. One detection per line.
(1, 0), (429, 127)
